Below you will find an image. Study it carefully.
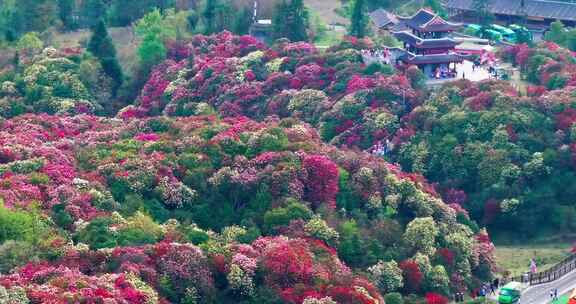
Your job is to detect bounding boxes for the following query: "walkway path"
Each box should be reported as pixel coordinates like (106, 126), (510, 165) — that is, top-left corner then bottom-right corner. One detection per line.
(521, 269), (576, 304)
(487, 268), (576, 304)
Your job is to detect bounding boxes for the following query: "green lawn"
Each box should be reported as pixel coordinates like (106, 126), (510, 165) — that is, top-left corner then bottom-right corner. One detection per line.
(495, 243), (572, 277)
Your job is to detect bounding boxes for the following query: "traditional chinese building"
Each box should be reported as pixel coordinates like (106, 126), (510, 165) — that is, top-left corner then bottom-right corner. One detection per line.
(392, 9), (464, 78)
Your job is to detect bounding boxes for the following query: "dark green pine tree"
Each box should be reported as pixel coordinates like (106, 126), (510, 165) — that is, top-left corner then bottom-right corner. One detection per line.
(272, 0), (289, 39)
(203, 0), (217, 34)
(233, 6), (253, 35)
(349, 0), (368, 38)
(81, 0), (107, 28)
(287, 0), (308, 42)
(58, 0), (75, 30)
(273, 0), (308, 41)
(88, 20), (123, 96)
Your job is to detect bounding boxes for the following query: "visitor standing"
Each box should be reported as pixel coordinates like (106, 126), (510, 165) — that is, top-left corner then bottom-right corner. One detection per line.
(530, 258), (538, 274)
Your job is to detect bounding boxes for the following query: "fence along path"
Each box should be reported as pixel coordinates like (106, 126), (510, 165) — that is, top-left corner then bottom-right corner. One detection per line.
(506, 253), (576, 286)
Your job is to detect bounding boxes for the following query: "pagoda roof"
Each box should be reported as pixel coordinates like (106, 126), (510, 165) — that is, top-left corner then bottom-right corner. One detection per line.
(399, 51), (465, 65)
(444, 0), (576, 22)
(369, 8), (398, 28)
(399, 8), (462, 31)
(394, 31), (461, 49)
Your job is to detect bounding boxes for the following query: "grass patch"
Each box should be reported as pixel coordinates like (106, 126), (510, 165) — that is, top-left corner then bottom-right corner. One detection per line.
(495, 243), (572, 277)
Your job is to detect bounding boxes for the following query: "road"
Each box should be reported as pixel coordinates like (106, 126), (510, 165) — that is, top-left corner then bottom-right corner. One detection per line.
(520, 269), (576, 304)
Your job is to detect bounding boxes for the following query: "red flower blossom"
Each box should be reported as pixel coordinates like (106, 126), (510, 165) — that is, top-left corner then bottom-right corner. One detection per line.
(245, 70), (256, 81)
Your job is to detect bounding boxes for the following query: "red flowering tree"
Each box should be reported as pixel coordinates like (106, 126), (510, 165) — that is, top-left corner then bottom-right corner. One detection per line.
(302, 154), (339, 209)
(399, 260), (423, 293)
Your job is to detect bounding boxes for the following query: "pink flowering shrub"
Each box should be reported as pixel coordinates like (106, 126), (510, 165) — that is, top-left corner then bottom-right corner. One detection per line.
(0, 264), (157, 303)
(156, 242), (214, 297)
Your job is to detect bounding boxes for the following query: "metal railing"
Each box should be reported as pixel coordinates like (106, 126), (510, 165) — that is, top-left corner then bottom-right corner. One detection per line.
(507, 253), (576, 286)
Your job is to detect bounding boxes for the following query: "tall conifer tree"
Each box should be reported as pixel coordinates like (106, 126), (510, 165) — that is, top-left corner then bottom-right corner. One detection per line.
(273, 0), (308, 41)
(88, 20), (123, 96)
(349, 0), (367, 38)
(58, 0), (75, 30)
(81, 0), (106, 28)
(203, 0), (217, 34)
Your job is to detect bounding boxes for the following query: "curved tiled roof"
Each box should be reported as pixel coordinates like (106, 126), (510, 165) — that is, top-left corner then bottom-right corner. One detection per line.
(369, 8), (398, 28)
(402, 9), (462, 31)
(405, 9), (437, 28)
(444, 0), (576, 22)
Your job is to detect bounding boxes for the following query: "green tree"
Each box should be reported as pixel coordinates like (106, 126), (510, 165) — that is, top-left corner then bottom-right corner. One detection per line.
(0, 201), (42, 244)
(349, 0), (368, 38)
(88, 20), (123, 95)
(109, 0), (173, 26)
(203, 0), (217, 34)
(199, 0), (234, 34)
(545, 20), (567, 46)
(273, 0), (309, 41)
(135, 9), (165, 38)
(15, 0), (57, 33)
(0, 0), (20, 41)
(138, 32), (167, 68)
(58, 0), (75, 30)
(16, 32), (43, 55)
(80, 0), (106, 28)
(136, 8), (191, 41)
(76, 217), (118, 249)
(233, 6), (253, 35)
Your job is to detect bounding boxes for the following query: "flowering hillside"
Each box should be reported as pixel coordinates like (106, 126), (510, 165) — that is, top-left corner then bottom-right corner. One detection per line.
(123, 32), (423, 150)
(0, 113), (494, 303)
(122, 31), (576, 240)
(394, 77), (576, 236)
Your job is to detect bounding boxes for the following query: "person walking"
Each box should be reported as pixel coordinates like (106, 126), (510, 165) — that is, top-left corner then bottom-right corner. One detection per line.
(554, 288), (559, 301)
(550, 289), (555, 301)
